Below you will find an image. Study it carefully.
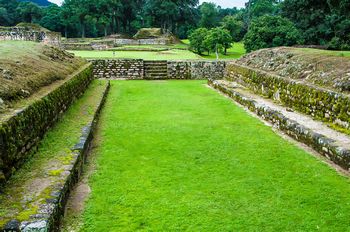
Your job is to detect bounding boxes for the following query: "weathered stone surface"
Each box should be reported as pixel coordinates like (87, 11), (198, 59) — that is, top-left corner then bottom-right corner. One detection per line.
(0, 27), (61, 47)
(91, 59), (144, 79)
(226, 62), (350, 131)
(90, 59), (227, 80)
(209, 79), (350, 171)
(0, 82), (110, 232)
(0, 64), (94, 187)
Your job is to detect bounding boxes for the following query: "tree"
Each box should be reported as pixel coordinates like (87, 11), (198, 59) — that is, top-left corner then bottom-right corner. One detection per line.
(189, 27), (208, 55)
(221, 15), (244, 42)
(16, 1), (42, 23)
(0, 7), (11, 25)
(199, 2), (219, 28)
(244, 15), (301, 52)
(282, 0), (350, 49)
(144, 0), (197, 34)
(40, 4), (63, 32)
(204, 27), (233, 58)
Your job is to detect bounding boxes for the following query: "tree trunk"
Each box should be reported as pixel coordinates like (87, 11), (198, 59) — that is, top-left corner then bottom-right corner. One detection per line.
(81, 22), (85, 38)
(104, 26), (107, 37)
(215, 43), (219, 60)
(224, 47), (227, 55)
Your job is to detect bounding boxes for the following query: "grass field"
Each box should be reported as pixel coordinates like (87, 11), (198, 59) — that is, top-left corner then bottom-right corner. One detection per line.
(68, 49), (201, 60)
(76, 80), (350, 231)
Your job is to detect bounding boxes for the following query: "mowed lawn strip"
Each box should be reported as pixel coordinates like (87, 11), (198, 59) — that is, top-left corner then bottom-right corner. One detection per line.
(81, 80), (350, 231)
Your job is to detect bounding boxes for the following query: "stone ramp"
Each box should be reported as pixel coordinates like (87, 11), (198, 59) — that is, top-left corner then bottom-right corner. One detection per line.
(209, 79), (350, 171)
(0, 80), (110, 231)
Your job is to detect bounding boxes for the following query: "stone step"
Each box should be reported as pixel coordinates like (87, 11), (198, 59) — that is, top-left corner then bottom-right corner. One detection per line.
(145, 74), (168, 78)
(144, 67), (168, 72)
(144, 60), (167, 64)
(145, 70), (168, 74)
(209, 79), (350, 171)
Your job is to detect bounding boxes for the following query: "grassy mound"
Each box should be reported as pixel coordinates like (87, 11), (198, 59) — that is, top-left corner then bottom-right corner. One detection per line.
(0, 41), (86, 104)
(236, 47), (350, 92)
(134, 28), (163, 39)
(16, 23), (50, 32)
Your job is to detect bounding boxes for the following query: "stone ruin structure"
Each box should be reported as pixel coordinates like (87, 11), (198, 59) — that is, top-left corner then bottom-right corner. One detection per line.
(0, 26), (61, 46)
(114, 28), (178, 46)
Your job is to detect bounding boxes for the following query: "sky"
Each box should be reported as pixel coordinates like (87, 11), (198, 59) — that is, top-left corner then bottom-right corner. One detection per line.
(49, 0), (247, 8)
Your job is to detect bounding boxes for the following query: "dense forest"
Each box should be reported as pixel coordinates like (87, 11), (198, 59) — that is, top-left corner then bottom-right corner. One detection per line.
(0, 0), (349, 51)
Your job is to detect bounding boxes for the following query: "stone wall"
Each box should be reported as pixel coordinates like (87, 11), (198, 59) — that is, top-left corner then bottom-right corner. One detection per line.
(62, 40), (115, 50)
(209, 79), (350, 171)
(91, 59), (226, 80)
(0, 27), (61, 46)
(115, 38), (172, 45)
(226, 62), (350, 130)
(91, 59), (144, 79)
(167, 61), (226, 79)
(0, 64), (93, 186)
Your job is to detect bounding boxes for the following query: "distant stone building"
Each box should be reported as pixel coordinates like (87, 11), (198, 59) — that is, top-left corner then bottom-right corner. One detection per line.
(0, 24), (61, 46)
(114, 28), (179, 46)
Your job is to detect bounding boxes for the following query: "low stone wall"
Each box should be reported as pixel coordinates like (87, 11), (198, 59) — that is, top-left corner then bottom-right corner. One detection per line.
(61, 43), (93, 50)
(0, 27), (61, 46)
(167, 61), (227, 80)
(2, 82), (110, 232)
(91, 59), (227, 80)
(0, 64), (93, 186)
(226, 62), (350, 130)
(115, 38), (172, 45)
(209, 79), (350, 171)
(91, 59), (144, 79)
(62, 40), (115, 50)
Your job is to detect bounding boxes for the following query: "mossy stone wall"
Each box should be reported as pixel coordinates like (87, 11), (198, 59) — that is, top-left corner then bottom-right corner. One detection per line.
(0, 64), (93, 186)
(226, 63), (350, 130)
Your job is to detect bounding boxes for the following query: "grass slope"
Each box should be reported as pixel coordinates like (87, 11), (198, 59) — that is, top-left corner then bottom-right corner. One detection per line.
(68, 49), (201, 60)
(0, 41), (85, 102)
(81, 80), (350, 231)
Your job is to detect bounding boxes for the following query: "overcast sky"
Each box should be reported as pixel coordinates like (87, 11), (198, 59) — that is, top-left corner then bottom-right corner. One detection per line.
(49, 0), (247, 8)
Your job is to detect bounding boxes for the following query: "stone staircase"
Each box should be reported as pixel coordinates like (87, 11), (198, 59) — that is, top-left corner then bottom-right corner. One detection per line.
(144, 60), (168, 79)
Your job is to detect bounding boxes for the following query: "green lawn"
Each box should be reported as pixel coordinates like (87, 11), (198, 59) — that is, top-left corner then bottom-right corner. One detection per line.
(69, 49), (201, 60)
(79, 80), (350, 231)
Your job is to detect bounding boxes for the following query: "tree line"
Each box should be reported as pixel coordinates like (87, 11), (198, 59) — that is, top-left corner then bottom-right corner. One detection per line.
(189, 0), (350, 53)
(0, 0), (349, 52)
(0, 0), (238, 39)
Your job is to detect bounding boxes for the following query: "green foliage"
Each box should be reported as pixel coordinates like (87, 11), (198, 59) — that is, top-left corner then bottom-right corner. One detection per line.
(204, 27), (232, 55)
(188, 27), (208, 54)
(221, 15), (244, 42)
(244, 15), (301, 52)
(16, 1), (42, 24)
(281, 0), (350, 49)
(199, 2), (219, 28)
(189, 27), (233, 56)
(245, 0), (280, 21)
